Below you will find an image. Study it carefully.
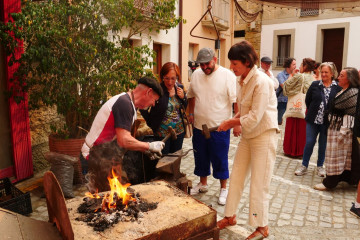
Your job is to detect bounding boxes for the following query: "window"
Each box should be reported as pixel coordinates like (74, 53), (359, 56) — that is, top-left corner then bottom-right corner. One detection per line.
(300, 1), (319, 17)
(272, 29), (295, 70)
(277, 35), (291, 67)
(234, 30), (245, 38)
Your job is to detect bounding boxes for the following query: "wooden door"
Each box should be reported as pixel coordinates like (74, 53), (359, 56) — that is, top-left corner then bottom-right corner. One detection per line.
(322, 28), (344, 73)
(1, 0), (33, 181)
(153, 43), (162, 77)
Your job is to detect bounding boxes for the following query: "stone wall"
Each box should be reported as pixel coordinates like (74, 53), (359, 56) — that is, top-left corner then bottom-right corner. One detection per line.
(234, 1), (262, 55)
(29, 105), (64, 173)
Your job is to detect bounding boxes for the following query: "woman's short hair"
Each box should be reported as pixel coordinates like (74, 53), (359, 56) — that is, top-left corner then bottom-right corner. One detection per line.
(283, 57), (295, 68)
(343, 67), (360, 88)
(228, 41), (258, 68)
(160, 62), (181, 83)
(302, 58), (316, 72)
(320, 62), (338, 79)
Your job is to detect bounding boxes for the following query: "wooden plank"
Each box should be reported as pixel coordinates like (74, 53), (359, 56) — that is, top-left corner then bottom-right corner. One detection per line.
(0, 208), (62, 240)
(17, 213), (62, 240)
(0, 209), (23, 239)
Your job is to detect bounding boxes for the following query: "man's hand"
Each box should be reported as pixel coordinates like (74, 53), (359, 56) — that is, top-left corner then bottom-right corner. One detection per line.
(265, 70), (271, 77)
(144, 150), (162, 160)
(149, 141), (165, 154)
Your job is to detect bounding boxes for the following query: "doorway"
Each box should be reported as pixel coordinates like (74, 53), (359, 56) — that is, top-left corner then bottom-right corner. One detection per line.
(316, 22), (349, 74)
(153, 43), (162, 77)
(322, 28), (344, 73)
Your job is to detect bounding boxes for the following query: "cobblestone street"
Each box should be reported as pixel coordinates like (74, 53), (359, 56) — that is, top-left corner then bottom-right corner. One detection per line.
(180, 128), (360, 239)
(17, 127), (360, 239)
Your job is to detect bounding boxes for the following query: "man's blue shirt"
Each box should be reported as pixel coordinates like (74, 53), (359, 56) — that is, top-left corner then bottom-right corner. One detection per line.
(276, 70), (289, 102)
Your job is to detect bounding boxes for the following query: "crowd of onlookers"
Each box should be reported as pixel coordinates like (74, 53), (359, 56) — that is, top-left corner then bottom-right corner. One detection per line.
(263, 56), (360, 221)
(80, 41), (359, 239)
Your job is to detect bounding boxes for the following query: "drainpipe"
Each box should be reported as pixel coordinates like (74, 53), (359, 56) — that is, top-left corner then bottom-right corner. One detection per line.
(178, 0), (183, 83)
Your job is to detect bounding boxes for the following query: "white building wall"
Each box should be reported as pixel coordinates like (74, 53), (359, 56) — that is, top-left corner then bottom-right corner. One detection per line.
(261, 16), (360, 76)
(117, 6), (180, 67)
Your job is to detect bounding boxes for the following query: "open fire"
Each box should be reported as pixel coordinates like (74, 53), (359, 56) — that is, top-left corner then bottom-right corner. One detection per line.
(75, 168), (158, 231)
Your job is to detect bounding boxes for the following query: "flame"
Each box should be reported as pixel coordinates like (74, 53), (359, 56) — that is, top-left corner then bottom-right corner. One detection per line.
(85, 191), (101, 199)
(84, 167), (135, 212)
(107, 168), (133, 207)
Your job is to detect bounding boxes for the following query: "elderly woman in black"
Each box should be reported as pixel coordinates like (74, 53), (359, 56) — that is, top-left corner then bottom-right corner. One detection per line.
(314, 67), (360, 190)
(140, 62), (187, 154)
(294, 62), (341, 177)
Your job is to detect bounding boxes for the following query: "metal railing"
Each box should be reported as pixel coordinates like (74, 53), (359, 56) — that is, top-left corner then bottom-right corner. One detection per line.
(300, 8), (319, 17)
(203, 0), (230, 28)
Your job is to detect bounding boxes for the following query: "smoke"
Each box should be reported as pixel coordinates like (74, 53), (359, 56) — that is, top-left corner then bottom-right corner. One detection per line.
(85, 137), (159, 193)
(86, 140), (127, 193)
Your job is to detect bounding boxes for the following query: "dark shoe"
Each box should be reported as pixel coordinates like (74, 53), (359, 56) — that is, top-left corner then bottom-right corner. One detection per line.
(217, 214), (237, 230)
(245, 226), (269, 240)
(350, 202), (360, 219)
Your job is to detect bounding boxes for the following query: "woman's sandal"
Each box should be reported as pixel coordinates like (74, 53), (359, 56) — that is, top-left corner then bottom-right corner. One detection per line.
(245, 226), (269, 240)
(217, 215), (237, 230)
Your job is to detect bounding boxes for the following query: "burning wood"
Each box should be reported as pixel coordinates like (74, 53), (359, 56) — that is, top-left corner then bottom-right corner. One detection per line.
(75, 168), (158, 231)
(67, 181), (217, 240)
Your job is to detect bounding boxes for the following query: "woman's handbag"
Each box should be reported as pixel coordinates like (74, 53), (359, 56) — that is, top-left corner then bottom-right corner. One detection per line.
(183, 116), (193, 138)
(181, 105), (193, 138)
(283, 75), (306, 119)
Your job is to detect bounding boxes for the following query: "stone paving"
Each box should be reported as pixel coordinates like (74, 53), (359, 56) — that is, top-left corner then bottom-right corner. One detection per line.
(16, 126), (360, 240)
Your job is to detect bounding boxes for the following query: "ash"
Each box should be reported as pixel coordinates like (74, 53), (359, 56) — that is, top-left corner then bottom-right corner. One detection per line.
(75, 188), (158, 231)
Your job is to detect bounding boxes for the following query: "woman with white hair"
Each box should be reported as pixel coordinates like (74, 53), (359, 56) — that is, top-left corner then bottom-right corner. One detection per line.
(294, 62), (341, 177)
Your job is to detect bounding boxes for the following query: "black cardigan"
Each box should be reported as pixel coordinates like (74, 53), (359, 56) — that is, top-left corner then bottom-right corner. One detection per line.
(305, 80), (342, 126)
(140, 82), (188, 134)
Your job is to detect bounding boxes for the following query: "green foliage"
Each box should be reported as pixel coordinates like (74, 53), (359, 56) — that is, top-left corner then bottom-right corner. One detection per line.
(0, 0), (181, 138)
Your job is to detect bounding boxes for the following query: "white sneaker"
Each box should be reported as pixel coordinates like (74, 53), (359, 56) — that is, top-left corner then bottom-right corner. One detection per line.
(218, 188), (228, 205)
(190, 182), (208, 195)
(295, 165), (307, 176)
(316, 166), (326, 177)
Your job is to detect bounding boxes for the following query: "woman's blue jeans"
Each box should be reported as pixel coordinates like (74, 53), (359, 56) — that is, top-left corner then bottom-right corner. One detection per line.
(302, 122), (327, 168)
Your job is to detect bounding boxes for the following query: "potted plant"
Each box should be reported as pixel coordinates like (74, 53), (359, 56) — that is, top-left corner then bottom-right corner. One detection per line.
(0, 0), (180, 159)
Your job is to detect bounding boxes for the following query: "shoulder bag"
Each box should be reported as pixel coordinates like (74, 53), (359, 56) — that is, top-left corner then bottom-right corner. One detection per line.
(283, 75), (306, 119)
(180, 105), (193, 138)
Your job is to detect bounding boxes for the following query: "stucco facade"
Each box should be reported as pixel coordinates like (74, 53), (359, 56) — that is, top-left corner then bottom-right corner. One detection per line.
(234, 1), (360, 76)
(181, 0), (235, 89)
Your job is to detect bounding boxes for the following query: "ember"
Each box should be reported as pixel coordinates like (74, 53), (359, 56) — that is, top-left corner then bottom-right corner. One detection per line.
(76, 168), (158, 231)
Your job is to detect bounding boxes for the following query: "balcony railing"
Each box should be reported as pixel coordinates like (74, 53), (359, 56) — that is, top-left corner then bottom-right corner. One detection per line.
(133, 0), (176, 28)
(300, 1), (319, 17)
(202, 0), (230, 31)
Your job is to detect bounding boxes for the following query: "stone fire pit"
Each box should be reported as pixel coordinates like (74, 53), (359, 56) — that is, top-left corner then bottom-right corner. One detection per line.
(66, 181), (219, 240)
